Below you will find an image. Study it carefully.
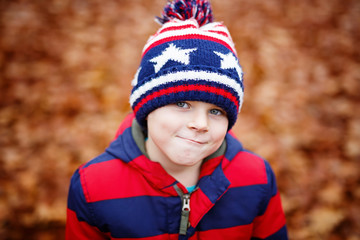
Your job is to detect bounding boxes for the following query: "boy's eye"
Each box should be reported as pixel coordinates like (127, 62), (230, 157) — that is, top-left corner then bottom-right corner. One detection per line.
(175, 102), (189, 108)
(209, 109), (224, 116)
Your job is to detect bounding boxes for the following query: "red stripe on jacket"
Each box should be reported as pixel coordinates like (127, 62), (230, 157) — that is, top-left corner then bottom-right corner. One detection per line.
(79, 158), (178, 203)
(113, 113), (134, 139)
(66, 208), (109, 240)
(223, 151), (268, 187)
(67, 208), (181, 240)
(189, 224), (254, 240)
(252, 192), (287, 238)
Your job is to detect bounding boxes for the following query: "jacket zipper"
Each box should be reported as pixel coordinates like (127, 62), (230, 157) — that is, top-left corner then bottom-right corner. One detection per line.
(174, 185), (194, 235)
(179, 193), (191, 235)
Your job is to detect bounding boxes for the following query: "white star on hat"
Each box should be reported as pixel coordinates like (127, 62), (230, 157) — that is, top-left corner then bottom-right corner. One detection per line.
(131, 67), (141, 87)
(214, 51), (243, 80)
(150, 43), (197, 73)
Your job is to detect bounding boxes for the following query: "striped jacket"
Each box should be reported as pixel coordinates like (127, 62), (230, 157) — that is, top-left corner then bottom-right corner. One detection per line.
(66, 114), (288, 239)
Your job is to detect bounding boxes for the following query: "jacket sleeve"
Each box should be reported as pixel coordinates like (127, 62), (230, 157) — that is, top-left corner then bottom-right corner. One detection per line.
(251, 161), (288, 240)
(66, 168), (108, 240)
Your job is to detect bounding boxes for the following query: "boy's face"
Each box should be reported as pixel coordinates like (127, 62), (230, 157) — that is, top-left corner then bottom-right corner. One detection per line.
(146, 101), (228, 170)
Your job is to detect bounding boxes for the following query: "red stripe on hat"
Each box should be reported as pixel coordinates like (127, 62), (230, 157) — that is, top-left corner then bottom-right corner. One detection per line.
(158, 24), (198, 34)
(133, 84), (239, 115)
(142, 34), (236, 57)
(205, 30), (230, 37)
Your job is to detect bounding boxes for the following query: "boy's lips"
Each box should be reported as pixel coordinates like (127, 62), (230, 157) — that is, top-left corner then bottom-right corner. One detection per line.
(176, 136), (208, 144)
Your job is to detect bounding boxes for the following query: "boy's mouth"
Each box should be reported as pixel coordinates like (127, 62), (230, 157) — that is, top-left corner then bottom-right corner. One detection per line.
(177, 136), (208, 145)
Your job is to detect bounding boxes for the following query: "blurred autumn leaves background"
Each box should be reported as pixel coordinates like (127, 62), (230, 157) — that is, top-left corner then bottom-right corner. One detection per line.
(0, 0), (359, 239)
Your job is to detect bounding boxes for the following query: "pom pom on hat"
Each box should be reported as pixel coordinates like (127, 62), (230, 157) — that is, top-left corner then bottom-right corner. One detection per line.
(130, 0), (244, 130)
(156, 0), (213, 26)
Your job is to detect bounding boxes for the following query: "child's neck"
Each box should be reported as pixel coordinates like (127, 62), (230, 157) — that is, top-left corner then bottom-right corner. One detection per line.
(163, 162), (201, 188)
(147, 152), (202, 187)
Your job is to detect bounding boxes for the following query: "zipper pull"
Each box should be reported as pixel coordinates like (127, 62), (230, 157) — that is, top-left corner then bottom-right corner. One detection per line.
(179, 194), (190, 235)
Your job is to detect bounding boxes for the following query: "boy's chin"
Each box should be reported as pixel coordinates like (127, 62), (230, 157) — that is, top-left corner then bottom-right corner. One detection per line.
(170, 155), (205, 168)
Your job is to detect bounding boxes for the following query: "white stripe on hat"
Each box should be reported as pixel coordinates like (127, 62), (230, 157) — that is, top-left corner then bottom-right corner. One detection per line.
(142, 21), (237, 55)
(129, 70), (243, 108)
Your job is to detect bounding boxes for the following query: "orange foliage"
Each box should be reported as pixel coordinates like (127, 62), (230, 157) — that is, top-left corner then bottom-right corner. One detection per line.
(0, 0), (359, 239)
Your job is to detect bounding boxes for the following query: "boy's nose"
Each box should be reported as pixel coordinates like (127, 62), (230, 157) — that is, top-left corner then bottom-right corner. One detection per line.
(187, 111), (209, 132)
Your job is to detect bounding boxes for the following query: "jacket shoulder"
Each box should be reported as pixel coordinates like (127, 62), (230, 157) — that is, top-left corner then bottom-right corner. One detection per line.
(77, 153), (164, 204)
(78, 153), (128, 203)
(224, 134), (271, 187)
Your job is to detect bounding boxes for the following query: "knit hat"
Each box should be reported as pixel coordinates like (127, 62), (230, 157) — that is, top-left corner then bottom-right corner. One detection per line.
(130, 0), (244, 130)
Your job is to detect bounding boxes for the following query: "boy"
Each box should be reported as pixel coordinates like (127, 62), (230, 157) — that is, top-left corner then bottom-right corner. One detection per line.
(66, 0), (288, 239)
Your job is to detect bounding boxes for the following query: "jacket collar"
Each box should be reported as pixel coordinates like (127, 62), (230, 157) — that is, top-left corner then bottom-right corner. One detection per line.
(107, 117), (232, 198)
